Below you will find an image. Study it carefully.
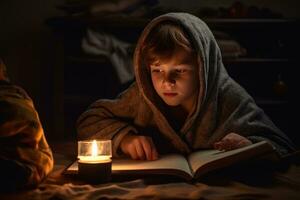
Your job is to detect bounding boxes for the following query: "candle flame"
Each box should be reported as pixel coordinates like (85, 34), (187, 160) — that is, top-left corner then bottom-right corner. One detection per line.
(92, 140), (98, 157)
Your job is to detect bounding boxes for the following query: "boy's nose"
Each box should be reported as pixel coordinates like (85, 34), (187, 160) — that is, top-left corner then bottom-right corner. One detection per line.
(162, 73), (176, 88)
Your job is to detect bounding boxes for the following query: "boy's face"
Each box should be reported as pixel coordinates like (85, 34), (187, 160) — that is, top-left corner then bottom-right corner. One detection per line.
(150, 48), (199, 112)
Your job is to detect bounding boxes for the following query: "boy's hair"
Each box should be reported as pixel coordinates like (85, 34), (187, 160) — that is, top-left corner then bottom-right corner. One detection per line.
(141, 22), (194, 67)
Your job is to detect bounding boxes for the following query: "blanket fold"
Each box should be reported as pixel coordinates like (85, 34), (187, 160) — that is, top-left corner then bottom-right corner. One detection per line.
(0, 80), (53, 190)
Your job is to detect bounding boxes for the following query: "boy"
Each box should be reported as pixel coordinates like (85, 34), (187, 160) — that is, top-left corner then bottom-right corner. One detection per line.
(77, 13), (294, 161)
(0, 58), (53, 190)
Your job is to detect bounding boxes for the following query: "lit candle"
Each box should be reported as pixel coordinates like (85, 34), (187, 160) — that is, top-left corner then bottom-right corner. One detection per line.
(78, 140), (111, 163)
(77, 140), (112, 183)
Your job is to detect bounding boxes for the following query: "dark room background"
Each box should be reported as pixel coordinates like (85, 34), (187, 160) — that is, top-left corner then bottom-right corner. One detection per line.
(0, 0), (299, 148)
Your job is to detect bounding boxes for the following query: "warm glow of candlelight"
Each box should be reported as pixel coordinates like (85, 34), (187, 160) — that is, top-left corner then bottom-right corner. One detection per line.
(92, 140), (98, 157)
(78, 155), (111, 163)
(78, 140), (112, 163)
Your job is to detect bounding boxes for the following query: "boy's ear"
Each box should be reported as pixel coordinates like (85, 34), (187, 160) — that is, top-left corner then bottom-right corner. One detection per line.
(0, 58), (9, 81)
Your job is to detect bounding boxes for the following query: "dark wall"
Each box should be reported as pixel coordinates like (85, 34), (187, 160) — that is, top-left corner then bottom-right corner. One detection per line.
(159, 0), (300, 18)
(0, 0), (63, 139)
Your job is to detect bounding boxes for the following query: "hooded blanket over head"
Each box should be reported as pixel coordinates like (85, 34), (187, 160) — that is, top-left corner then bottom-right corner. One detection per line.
(77, 13), (294, 157)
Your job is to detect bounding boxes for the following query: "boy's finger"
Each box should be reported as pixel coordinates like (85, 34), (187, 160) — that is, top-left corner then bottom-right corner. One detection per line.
(224, 140), (233, 151)
(216, 140), (230, 151)
(224, 137), (239, 150)
(224, 132), (237, 140)
(140, 138), (152, 160)
(236, 139), (252, 148)
(129, 146), (138, 160)
(213, 142), (222, 150)
(151, 147), (159, 160)
(215, 139), (229, 150)
(148, 138), (158, 160)
(135, 141), (146, 160)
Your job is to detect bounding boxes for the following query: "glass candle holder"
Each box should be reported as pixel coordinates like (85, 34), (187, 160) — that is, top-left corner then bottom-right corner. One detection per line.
(77, 140), (112, 183)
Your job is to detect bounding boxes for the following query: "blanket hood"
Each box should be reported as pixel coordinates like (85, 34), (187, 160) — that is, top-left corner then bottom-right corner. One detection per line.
(134, 12), (224, 131)
(133, 13), (294, 154)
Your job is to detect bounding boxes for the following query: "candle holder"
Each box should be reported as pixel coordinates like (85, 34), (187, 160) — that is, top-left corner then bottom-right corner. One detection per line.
(77, 140), (112, 183)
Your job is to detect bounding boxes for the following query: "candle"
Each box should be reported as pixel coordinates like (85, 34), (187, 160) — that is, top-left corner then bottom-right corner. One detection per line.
(77, 140), (112, 183)
(78, 140), (111, 163)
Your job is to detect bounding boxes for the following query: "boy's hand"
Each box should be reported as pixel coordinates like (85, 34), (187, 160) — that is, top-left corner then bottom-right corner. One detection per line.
(120, 134), (159, 160)
(213, 132), (252, 151)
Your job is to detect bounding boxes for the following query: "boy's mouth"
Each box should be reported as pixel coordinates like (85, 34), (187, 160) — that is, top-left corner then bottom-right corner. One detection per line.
(163, 92), (178, 97)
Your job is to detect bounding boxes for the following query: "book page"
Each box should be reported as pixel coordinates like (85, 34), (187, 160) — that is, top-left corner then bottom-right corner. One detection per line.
(113, 154), (192, 176)
(187, 141), (274, 177)
(66, 161), (78, 174)
(66, 154), (193, 178)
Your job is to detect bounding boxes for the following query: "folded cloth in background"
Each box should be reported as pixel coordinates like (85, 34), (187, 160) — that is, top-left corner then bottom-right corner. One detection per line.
(82, 29), (134, 84)
(213, 31), (247, 58)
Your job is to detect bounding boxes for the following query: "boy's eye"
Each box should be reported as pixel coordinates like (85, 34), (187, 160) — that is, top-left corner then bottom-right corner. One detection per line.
(175, 69), (187, 73)
(151, 69), (163, 73)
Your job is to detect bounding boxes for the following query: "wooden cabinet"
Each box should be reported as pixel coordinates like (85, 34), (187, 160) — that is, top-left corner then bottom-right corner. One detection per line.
(209, 18), (299, 146)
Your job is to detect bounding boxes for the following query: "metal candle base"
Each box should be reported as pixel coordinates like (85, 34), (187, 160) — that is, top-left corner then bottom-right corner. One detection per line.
(78, 160), (112, 183)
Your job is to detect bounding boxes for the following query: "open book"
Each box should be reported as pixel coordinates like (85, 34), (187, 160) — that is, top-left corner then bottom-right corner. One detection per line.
(64, 141), (279, 181)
